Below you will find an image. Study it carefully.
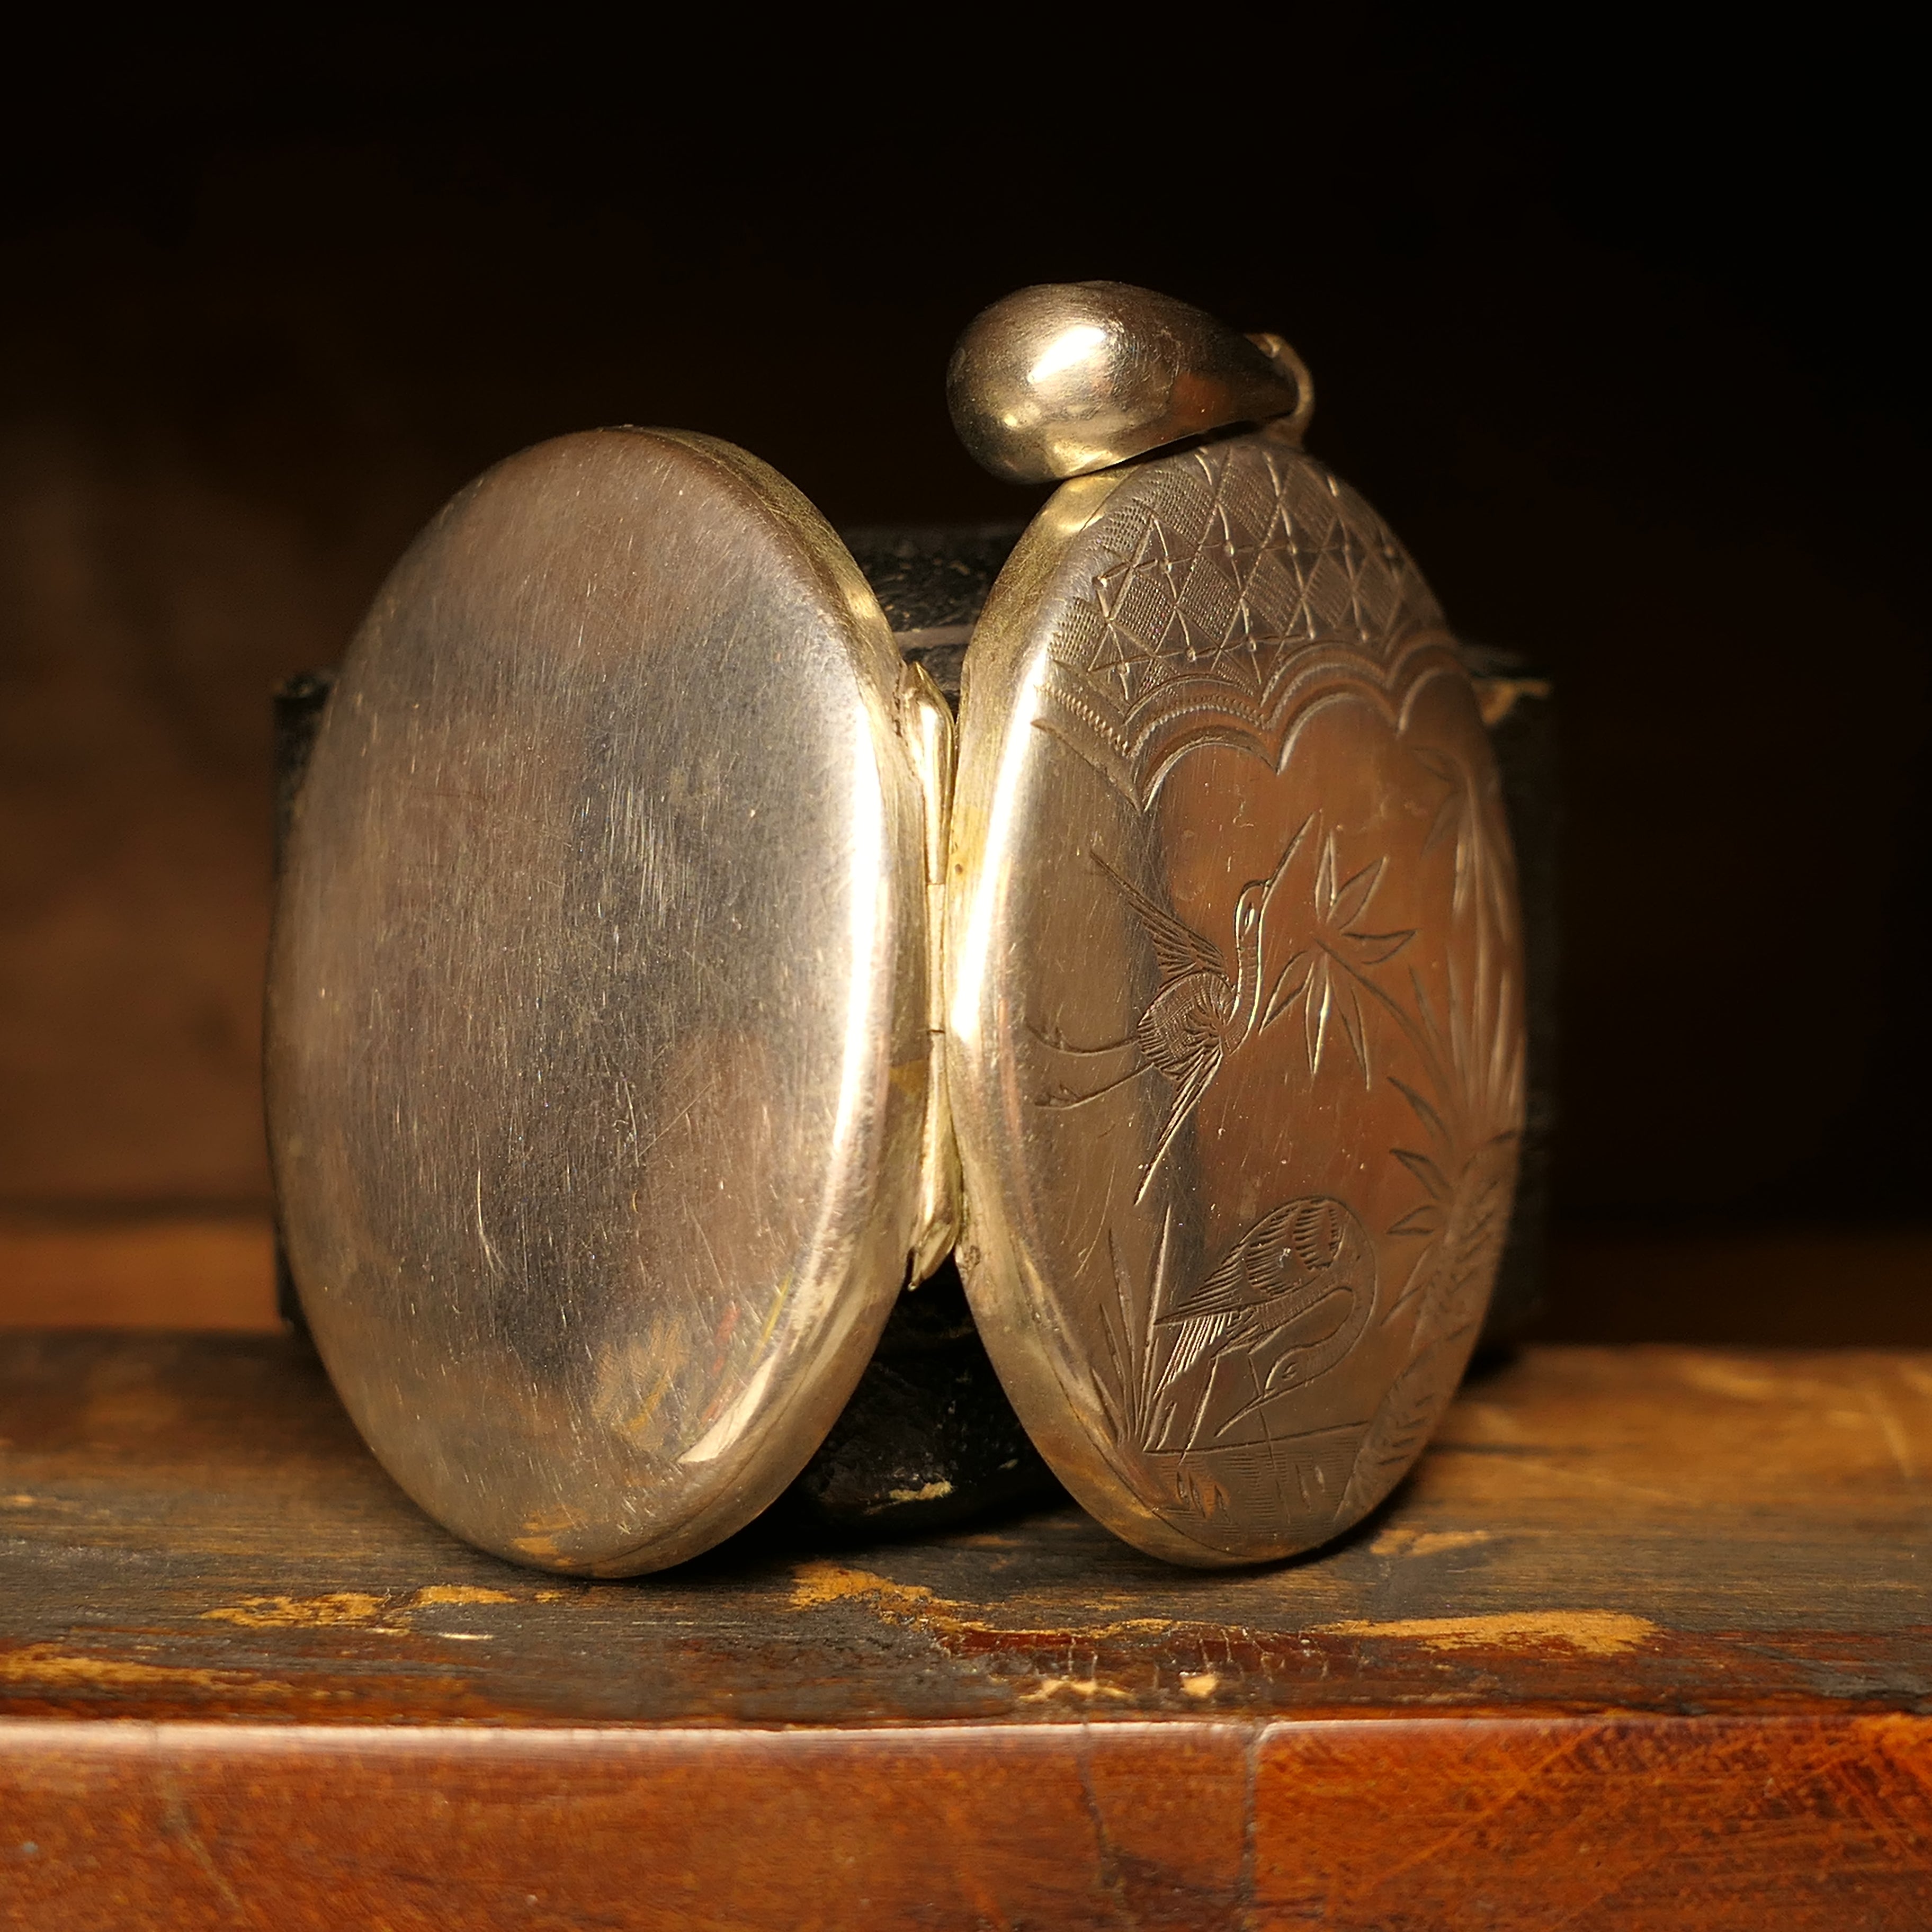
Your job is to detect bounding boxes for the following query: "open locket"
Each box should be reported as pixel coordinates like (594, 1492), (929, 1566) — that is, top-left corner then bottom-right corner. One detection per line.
(266, 284), (1527, 1574)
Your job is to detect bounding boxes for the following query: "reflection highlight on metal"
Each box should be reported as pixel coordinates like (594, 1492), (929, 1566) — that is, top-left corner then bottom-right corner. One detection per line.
(946, 282), (1312, 484)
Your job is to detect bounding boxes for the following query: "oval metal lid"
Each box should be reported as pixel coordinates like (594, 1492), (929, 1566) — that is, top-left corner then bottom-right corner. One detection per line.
(267, 429), (930, 1575)
(947, 428), (1525, 1566)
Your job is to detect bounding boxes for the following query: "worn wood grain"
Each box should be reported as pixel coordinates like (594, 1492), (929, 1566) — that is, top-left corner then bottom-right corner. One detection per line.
(2, 1716), (1928, 1929)
(2, 1332), (1928, 1926)
(3, 1334), (1926, 1726)
(0, 1217), (275, 1330)
(0, 1722), (1256, 1930)
(1254, 1714), (1932, 1929)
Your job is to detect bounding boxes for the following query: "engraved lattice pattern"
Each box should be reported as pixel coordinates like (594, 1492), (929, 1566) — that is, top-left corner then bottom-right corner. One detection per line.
(1042, 440), (1449, 806)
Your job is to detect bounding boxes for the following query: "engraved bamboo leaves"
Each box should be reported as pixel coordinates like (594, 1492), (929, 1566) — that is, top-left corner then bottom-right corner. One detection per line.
(1257, 822), (1416, 1085)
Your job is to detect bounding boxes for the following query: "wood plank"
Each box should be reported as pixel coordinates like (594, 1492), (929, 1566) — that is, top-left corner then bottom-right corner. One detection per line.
(3, 1716), (1927, 1929)
(0, 1218), (275, 1330)
(1255, 1714), (1932, 1929)
(0, 1721), (1256, 1931)
(2, 1334), (1927, 1726)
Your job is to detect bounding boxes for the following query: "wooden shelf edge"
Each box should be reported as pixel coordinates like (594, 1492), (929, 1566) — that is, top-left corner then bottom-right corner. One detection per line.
(3, 1711), (1928, 1929)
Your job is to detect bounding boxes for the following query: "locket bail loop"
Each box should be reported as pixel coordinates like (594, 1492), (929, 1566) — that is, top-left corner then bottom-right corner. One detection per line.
(946, 281), (1313, 484)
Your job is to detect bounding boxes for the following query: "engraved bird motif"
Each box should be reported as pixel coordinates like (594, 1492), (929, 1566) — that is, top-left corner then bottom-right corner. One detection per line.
(1086, 829), (1304, 1198)
(1155, 1195), (1375, 1450)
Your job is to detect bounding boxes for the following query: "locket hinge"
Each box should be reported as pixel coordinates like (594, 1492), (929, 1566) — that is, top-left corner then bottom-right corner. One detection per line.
(898, 658), (961, 1283)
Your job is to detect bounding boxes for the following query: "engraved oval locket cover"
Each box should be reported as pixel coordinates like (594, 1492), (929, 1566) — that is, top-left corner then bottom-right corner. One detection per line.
(950, 434), (1521, 1564)
(267, 284), (1524, 1574)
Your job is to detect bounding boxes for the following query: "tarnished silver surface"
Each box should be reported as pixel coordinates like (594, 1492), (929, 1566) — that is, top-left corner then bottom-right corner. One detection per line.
(946, 282), (1312, 484)
(266, 429), (931, 1575)
(947, 429), (1525, 1565)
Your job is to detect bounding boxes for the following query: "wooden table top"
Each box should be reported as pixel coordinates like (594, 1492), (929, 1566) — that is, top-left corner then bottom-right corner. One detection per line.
(3, 1330), (1928, 1928)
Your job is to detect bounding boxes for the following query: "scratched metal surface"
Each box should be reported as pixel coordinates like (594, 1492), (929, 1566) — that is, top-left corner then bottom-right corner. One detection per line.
(265, 430), (932, 1578)
(950, 431), (1525, 1566)
(2, 1332), (1926, 1726)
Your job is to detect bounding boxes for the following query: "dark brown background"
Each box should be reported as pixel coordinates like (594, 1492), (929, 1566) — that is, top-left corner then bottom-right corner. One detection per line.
(1, 22), (1924, 1321)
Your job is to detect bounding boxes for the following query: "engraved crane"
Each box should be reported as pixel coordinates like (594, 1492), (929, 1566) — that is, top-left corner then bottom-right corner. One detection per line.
(1039, 822), (1308, 1200)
